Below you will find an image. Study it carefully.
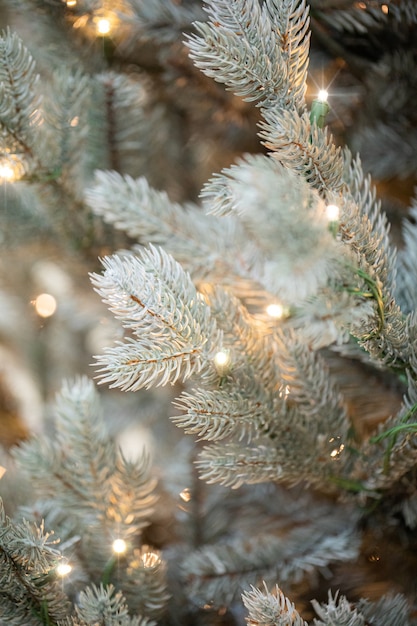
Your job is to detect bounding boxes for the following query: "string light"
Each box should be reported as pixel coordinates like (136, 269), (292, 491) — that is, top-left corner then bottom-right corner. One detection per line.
(266, 302), (290, 320)
(329, 436), (345, 459)
(266, 303), (284, 319)
(180, 488), (192, 502)
(214, 350), (229, 366)
(102, 540), (128, 584)
(141, 551), (161, 568)
(32, 293), (57, 318)
(112, 538), (127, 554)
(330, 444), (345, 458)
(310, 90), (330, 128)
(0, 156), (24, 183)
(317, 89), (329, 102)
(71, 8), (118, 38)
(213, 349), (232, 376)
(93, 14), (114, 36)
(95, 17), (111, 34)
(381, 4), (389, 14)
(65, 0), (77, 6)
(56, 562), (72, 577)
(279, 384), (290, 398)
(325, 204), (340, 222)
(0, 163), (15, 181)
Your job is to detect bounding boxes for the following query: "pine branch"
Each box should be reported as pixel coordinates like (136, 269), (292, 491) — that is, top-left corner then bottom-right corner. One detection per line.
(90, 247), (221, 391)
(338, 153), (414, 371)
(73, 583), (155, 626)
(357, 593), (413, 626)
(173, 387), (277, 443)
(361, 372), (417, 492)
(13, 378), (157, 559)
(242, 583), (308, 626)
(42, 68), (91, 184)
(0, 499), (71, 626)
(243, 585), (415, 626)
(395, 199), (417, 313)
(201, 153), (339, 301)
(186, 0), (310, 111)
(0, 28), (42, 175)
(258, 108), (344, 192)
(182, 522), (357, 607)
(89, 72), (159, 177)
(197, 442), (286, 488)
(266, 0), (310, 106)
(186, 292), (351, 490)
(10, 378), (169, 621)
(314, 2), (389, 35)
(85, 170), (241, 281)
(175, 286), (285, 442)
(311, 591), (366, 626)
(117, 546), (169, 618)
(122, 0), (205, 44)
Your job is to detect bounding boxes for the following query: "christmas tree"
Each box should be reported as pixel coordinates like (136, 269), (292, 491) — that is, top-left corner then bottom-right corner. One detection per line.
(0, 0), (417, 624)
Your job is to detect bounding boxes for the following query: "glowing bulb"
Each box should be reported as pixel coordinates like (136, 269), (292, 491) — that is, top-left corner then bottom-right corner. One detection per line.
(112, 539), (127, 554)
(214, 349), (232, 375)
(318, 89), (329, 102)
(381, 4), (388, 14)
(96, 18), (111, 34)
(70, 116), (79, 127)
(279, 384), (290, 398)
(0, 466), (6, 480)
(266, 303), (284, 319)
(141, 551), (161, 568)
(0, 155), (24, 182)
(330, 443), (345, 458)
(56, 562), (72, 577)
(66, 0), (77, 6)
(33, 293), (57, 318)
(328, 436), (345, 459)
(0, 163), (15, 181)
(325, 204), (340, 222)
(214, 351), (229, 366)
(180, 488), (192, 502)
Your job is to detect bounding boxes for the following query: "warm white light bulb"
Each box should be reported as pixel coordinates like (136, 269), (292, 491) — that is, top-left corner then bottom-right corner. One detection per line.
(279, 384), (290, 398)
(0, 156), (24, 182)
(96, 18), (111, 34)
(112, 538), (127, 554)
(318, 89), (329, 102)
(266, 303), (284, 319)
(0, 163), (16, 181)
(66, 0), (77, 6)
(325, 204), (340, 222)
(141, 551), (161, 568)
(180, 488), (192, 502)
(328, 436), (345, 459)
(56, 562), (72, 577)
(214, 349), (232, 376)
(330, 443), (345, 458)
(214, 349), (231, 367)
(33, 293), (57, 318)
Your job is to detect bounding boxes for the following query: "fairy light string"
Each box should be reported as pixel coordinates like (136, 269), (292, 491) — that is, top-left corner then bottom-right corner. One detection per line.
(309, 89), (330, 129)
